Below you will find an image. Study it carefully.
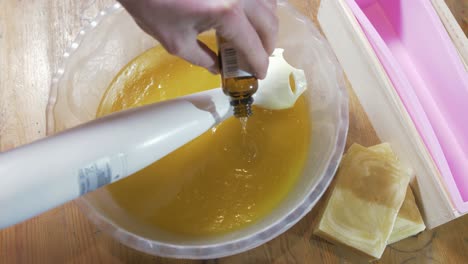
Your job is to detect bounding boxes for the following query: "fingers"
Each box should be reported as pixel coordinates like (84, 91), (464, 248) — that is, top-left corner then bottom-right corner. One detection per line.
(191, 39), (219, 74)
(245, 1), (278, 55)
(118, 0), (278, 78)
(263, 0), (277, 11)
(162, 34), (219, 74)
(216, 7), (270, 79)
(245, 0), (279, 55)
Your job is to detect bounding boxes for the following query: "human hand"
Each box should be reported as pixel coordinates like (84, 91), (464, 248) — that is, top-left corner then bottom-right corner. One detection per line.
(118, 0), (278, 79)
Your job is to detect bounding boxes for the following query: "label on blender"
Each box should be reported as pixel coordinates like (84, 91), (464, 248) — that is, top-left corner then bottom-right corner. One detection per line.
(219, 42), (253, 79)
(78, 153), (127, 195)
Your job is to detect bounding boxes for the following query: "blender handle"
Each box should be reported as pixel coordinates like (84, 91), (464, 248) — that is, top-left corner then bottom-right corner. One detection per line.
(0, 89), (231, 230)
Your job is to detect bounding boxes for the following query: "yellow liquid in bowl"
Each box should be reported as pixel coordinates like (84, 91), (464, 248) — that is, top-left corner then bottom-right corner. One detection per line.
(97, 36), (311, 237)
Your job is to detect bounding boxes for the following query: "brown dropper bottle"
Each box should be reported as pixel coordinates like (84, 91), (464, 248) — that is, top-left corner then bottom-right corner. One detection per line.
(216, 35), (258, 118)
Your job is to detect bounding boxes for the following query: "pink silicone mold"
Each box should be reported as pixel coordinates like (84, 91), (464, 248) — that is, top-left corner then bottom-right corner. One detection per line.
(346, 0), (468, 213)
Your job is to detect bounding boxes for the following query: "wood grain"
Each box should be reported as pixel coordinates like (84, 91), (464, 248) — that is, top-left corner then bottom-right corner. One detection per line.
(1, 0), (467, 263)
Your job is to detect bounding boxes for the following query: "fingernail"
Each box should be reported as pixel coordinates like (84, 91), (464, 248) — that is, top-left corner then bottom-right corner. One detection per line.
(256, 68), (267, 80)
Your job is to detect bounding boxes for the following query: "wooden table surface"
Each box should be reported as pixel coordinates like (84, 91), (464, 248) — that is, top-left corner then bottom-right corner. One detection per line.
(1, 0), (467, 263)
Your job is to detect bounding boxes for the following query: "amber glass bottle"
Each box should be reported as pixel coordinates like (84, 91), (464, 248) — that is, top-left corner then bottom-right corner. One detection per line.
(217, 35), (258, 117)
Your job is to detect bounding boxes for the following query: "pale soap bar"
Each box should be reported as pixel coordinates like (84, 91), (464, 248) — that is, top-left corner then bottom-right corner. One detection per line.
(315, 143), (410, 259)
(368, 144), (426, 244)
(389, 186), (426, 244)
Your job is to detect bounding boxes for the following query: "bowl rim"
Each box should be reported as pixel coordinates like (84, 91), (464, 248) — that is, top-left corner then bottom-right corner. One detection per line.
(47, 0), (349, 259)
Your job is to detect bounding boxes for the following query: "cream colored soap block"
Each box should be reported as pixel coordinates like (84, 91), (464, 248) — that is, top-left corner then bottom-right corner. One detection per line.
(388, 187), (426, 244)
(367, 144), (426, 244)
(315, 143), (410, 259)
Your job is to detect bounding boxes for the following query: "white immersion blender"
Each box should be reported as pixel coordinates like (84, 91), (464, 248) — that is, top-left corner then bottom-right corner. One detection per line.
(0, 49), (307, 229)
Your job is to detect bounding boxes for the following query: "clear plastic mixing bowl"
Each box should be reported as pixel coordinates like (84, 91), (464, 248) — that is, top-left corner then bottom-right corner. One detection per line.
(46, 1), (348, 259)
